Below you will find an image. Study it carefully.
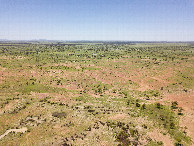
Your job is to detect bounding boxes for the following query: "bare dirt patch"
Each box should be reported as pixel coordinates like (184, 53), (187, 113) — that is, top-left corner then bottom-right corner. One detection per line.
(109, 113), (128, 120)
(164, 92), (194, 140)
(148, 129), (174, 146)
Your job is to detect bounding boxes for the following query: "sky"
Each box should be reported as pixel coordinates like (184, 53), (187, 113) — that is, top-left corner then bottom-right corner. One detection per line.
(0, 0), (194, 41)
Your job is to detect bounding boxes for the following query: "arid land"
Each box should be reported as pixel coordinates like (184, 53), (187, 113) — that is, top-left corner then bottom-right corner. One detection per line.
(0, 42), (193, 145)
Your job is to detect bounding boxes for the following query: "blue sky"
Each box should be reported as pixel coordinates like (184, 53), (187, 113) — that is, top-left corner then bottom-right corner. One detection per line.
(0, 0), (194, 41)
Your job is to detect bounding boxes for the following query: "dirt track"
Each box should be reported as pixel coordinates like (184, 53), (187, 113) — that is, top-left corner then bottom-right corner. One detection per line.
(0, 127), (27, 140)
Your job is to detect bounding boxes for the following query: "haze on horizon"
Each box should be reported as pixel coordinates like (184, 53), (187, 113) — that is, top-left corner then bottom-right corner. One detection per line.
(0, 0), (194, 41)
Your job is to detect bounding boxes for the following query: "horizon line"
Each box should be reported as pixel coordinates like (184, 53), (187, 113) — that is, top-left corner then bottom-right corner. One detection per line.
(0, 39), (193, 42)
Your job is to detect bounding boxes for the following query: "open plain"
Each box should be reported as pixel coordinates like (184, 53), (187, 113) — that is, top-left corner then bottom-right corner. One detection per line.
(0, 42), (193, 145)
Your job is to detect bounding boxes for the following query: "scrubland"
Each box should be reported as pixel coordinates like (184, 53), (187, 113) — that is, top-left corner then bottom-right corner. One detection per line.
(0, 42), (193, 145)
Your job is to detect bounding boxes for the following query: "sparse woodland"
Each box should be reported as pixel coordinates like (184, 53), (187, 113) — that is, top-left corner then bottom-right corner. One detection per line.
(0, 42), (193, 145)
